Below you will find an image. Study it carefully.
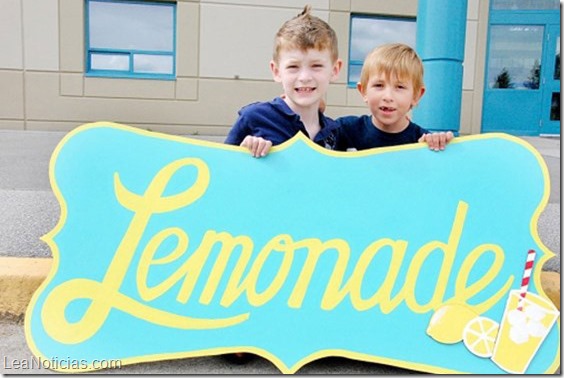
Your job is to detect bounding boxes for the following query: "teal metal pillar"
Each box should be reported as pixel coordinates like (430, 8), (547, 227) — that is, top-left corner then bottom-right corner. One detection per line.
(412, 0), (467, 134)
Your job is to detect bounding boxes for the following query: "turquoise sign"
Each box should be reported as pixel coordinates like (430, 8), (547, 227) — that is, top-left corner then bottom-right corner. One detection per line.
(26, 123), (559, 373)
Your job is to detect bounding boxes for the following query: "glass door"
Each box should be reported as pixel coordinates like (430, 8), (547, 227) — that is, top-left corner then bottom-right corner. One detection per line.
(540, 25), (560, 135)
(482, 24), (545, 135)
(482, 1), (560, 136)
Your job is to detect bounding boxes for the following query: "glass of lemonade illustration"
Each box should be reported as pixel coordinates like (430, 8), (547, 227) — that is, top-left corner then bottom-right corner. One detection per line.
(491, 289), (559, 374)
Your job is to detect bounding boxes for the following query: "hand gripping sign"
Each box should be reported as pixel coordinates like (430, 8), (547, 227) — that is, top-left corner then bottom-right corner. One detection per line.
(25, 123), (559, 374)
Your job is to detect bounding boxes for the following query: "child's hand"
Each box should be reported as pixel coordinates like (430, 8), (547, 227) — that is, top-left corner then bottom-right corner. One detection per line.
(418, 131), (454, 151)
(240, 136), (273, 158)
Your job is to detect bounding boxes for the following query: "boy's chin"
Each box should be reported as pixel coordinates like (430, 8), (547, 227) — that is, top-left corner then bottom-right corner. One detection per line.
(287, 96), (320, 109)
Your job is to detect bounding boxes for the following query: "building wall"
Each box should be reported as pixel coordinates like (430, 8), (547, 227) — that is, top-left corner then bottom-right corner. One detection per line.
(0, 0), (487, 137)
(461, 0), (489, 135)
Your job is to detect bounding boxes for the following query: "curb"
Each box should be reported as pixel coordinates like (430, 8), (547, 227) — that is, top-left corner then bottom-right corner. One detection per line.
(540, 270), (561, 311)
(0, 257), (560, 321)
(0, 257), (52, 322)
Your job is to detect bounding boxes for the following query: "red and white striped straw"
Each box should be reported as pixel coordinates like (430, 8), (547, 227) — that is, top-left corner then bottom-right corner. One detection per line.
(517, 249), (536, 311)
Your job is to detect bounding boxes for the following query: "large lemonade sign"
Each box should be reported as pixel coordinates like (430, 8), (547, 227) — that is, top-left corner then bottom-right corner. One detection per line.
(25, 123), (559, 373)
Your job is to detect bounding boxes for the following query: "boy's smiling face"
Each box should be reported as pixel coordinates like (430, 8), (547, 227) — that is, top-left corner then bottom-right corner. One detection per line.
(271, 48), (341, 113)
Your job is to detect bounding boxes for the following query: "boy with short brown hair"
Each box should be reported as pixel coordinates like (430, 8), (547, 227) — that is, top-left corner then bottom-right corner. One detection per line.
(225, 5), (344, 157)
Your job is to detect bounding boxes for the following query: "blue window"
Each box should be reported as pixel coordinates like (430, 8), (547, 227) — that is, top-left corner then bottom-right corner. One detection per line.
(85, 0), (176, 80)
(348, 15), (416, 87)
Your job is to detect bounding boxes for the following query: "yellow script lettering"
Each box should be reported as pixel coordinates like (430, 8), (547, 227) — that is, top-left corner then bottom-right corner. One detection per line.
(42, 158), (249, 344)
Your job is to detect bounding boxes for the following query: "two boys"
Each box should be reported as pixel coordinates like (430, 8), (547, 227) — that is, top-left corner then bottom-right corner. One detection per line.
(225, 6), (453, 156)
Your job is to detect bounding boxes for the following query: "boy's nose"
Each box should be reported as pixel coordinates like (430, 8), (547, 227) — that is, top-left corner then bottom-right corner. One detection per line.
(382, 87), (394, 101)
(298, 69), (313, 81)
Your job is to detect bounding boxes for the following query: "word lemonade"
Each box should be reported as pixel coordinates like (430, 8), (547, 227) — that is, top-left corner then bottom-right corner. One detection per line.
(42, 157), (513, 345)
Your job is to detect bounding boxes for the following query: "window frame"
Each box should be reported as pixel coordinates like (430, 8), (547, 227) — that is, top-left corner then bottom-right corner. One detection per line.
(85, 0), (177, 80)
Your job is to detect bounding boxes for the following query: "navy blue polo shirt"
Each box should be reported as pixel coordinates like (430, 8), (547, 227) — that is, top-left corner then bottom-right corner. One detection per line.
(225, 97), (343, 150)
(336, 115), (429, 150)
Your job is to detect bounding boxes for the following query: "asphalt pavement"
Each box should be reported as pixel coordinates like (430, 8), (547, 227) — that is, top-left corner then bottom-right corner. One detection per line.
(0, 129), (560, 374)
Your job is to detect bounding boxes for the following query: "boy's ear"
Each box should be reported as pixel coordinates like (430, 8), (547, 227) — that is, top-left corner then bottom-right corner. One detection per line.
(270, 60), (282, 83)
(331, 59), (343, 81)
(356, 82), (367, 102)
(412, 86), (426, 106)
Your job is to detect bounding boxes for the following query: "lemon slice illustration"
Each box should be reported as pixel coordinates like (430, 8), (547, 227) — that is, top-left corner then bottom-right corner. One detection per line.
(462, 316), (499, 358)
(427, 303), (479, 344)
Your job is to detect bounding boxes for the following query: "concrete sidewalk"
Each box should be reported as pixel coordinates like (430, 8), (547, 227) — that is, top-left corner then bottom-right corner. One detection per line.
(0, 129), (560, 374)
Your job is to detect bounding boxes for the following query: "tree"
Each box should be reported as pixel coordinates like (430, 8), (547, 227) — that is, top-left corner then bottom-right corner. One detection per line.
(493, 68), (514, 89)
(524, 59), (540, 89)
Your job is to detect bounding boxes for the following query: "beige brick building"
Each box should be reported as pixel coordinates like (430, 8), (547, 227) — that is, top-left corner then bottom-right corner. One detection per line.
(0, 0), (559, 139)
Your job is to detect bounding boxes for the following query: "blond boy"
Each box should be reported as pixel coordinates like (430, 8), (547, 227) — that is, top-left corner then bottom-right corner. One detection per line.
(337, 43), (453, 151)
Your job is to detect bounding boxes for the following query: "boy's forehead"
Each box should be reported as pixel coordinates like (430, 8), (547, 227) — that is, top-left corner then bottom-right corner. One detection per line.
(369, 68), (410, 82)
(277, 46), (333, 60)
